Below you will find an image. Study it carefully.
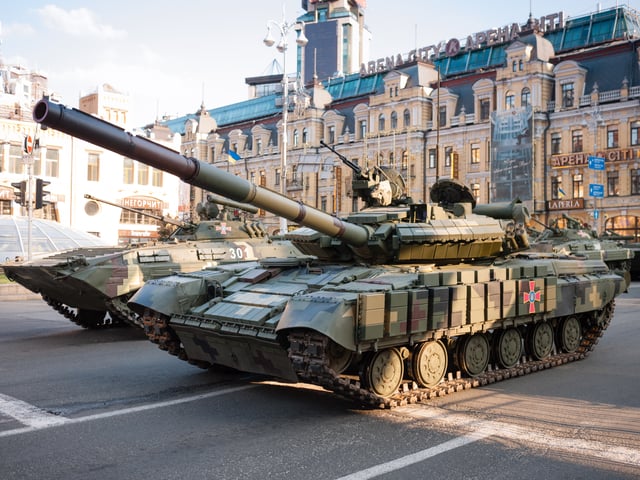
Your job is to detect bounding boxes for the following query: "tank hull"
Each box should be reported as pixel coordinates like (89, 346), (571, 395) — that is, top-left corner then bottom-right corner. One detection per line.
(132, 254), (624, 399)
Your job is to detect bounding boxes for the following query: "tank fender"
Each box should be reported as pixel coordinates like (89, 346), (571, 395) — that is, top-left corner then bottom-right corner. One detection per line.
(277, 291), (358, 351)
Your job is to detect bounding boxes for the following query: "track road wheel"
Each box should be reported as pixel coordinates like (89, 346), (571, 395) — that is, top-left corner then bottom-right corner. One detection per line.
(457, 333), (490, 377)
(361, 348), (404, 398)
(527, 321), (554, 360)
(557, 316), (581, 353)
(326, 339), (353, 374)
(495, 327), (523, 368)
(411, 340), (448, 387)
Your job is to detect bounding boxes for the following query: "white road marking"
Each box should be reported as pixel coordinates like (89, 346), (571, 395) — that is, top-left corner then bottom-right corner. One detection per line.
(336, 405), (640, 479)
(334, 431), (491, 480)
(0, 385), (256, 438)
(0, 393), (68, 429)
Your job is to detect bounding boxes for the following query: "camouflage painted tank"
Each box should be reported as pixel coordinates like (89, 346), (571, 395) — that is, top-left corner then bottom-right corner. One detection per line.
(34, 98), (627, 407)
(529, 214), (633, 284)
(3, 189), (300, 329)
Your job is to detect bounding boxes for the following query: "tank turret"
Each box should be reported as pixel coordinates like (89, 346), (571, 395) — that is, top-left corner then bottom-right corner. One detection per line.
(34, 98), (627, 408)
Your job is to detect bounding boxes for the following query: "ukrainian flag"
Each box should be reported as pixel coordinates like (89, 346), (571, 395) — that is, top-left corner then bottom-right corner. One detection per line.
(228, 150), (241, 163)
(558, 187), (566, 198)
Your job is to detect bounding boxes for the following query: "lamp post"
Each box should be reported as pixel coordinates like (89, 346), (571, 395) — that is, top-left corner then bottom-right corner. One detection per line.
(263, 12), (308, 235)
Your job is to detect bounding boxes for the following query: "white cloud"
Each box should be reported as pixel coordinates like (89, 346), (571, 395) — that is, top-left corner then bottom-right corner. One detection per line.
(35, 5), (126, 39)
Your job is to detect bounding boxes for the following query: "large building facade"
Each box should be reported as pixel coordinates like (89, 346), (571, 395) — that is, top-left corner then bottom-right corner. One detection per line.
(166, 4), (640, 239)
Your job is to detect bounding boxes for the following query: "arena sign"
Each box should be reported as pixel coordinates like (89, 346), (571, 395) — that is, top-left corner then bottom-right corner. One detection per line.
(360, 12), (564, 76)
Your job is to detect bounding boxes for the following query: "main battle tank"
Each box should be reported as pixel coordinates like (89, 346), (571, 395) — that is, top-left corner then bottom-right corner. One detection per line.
(3, 184), (300, 329)
(34, 98), (627, 407)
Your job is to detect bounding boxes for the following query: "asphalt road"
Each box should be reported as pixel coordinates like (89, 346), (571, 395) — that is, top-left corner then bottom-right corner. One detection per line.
(1, 285), (639, 480)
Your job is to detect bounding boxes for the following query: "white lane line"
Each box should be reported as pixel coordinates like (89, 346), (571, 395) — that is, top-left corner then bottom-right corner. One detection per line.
(0, 384), (256, 438)
(337, 404), (640, 479)
(334, 430), (491, 480)
(0, 393), (68, 429)
(400, 405), (640, 467)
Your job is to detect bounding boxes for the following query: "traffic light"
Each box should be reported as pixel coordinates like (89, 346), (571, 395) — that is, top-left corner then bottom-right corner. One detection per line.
(35, 178), (51, 209)
(11, 181), (26, 206)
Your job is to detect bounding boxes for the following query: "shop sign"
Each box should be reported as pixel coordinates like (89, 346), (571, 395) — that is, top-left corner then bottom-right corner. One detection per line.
(547, 198), (584, 211)
(360, 12), (564, 75)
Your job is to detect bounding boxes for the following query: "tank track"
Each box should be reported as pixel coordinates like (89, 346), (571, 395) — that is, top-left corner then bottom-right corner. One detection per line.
(141, 309), (210, 368)
(288, 302), (615, 409)
(41, 294), (124, 329)
(141, 302), (614, 408)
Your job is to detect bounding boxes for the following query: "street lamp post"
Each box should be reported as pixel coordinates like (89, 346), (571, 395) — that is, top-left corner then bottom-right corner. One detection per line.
(263, 12), (308, 235)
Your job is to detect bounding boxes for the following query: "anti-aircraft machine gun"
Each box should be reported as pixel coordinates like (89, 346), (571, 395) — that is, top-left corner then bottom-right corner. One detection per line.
(33, 97), (626, 407)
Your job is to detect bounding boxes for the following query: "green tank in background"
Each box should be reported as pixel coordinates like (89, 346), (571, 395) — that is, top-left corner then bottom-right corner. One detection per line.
(34, 98), (628, 407)
(3, 190), (299, 329)
(529, 214), (633, 285)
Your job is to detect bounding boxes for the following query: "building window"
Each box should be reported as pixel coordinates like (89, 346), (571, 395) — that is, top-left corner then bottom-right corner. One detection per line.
(471, 183), (480, 201)
(573, 173), (583, 198)
(45, 148), (59, 178)
(571, 130), (583, 153)
(607, 170), (619, 196)
(152, 168), (163, 187)
(551, 176), (563, 199)
(480, 98), (491, 121)
(123, 158), (134, 184)
(444, 146), (452, 168)
(378, 114), (385, 132)
(521, 87), (531, 107)
(302, 128), (308, 145)
(470, 144), (480, 164)
(505, 92), (515, 109)
(438, 106), (446, 127)
(8, 144), (23, 174)
(87, 152), (100, 181)
(562, 82), (574, 108)
(328, 125), (335, 144)
(137, 163), (149, 185)
(359, 120), (367, 139)
(519, 59), (524, 71)
(275, 168), (281, 186)
(607, 126), (619, 148)
(293, 129), (299, 147)
(403, 109), (410, 128)
(631, 121), (640, 146)
(551, 133), (562, 154)
(632, 169), (640, 195)
(401, 150), (408, 171)
(428, 149), (436, 169)
(256, 139), (262, 155)
(320, 196), (327, 212)
(512, 61), (517, 72)
(390, 111), (398, 130)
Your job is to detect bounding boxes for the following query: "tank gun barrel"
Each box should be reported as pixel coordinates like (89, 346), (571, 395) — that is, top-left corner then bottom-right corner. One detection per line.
(84, 194), (193, 228)
(34, 98), (369, 246)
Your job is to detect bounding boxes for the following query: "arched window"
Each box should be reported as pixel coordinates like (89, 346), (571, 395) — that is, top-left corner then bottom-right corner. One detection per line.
(505, 92), (515, 109)
(302, 128), (308, 145)
(378, 114), (386, 132)
(390, 111), (398, 130)
(293, 129), (299, 147)
(403, 109), (410, 128)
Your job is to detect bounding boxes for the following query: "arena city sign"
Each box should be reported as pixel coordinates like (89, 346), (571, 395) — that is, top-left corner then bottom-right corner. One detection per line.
(360, 12), (564, 76)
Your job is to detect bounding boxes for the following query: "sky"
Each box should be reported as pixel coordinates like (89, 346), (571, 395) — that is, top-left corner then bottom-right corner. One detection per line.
(0, 1), (634, 127)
